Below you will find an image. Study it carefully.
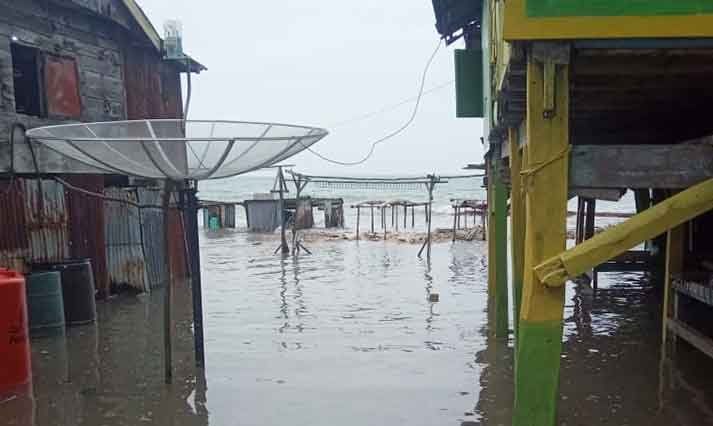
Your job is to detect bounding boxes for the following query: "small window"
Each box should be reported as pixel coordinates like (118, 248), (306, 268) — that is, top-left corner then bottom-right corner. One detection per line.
(11, 43), (43, 117)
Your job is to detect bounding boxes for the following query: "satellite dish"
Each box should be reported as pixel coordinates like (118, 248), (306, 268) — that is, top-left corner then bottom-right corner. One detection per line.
(26, 119), (328, 180)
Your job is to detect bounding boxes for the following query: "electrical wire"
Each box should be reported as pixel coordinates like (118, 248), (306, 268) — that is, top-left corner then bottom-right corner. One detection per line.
(329, 79), (454, 129)
(303, 38), (443, 166)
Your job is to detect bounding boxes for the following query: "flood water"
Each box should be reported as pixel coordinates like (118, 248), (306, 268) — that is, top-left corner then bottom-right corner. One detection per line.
(3, 231), (713, 425)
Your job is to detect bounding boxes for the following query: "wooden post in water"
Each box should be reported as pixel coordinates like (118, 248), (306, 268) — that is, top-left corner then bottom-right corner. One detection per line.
(492, 144), (509, 339)
(277, 167), (289, 255)
(357, 205), (361, 240)
(452, 204), (458, 243)
(662, 224), (685, 344)
(584, 198), (596, 240)
(509, 126), (526, 341)
(575, 198), (586, 244)
(513, 47), (570, 426)
(412, 205), (415, 227)
(418, 175), (436, 260)
(370, 205), (375, 233)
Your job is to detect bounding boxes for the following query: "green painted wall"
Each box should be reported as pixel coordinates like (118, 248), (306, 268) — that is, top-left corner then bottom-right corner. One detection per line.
(527, 0), (713, 17)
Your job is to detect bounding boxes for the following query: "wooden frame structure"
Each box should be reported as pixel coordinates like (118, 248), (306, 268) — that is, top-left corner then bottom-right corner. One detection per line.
(432, 0), (713, 424)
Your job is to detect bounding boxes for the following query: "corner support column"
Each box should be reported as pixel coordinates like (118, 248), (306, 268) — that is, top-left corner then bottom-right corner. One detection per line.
(514, 42), (570, 426)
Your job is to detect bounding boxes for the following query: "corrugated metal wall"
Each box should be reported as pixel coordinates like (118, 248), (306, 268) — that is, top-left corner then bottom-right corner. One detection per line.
(0, 180), (30, 271)
(1, 178), (189, 294)
(64, 175), (110, 298)
(136, 187), (168, 290)
(23, 179), (70, 263)
(104, 187), (148, 293)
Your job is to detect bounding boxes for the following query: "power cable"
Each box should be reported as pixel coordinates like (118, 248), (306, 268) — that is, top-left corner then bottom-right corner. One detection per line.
(303, 38), (442, 166)
(329, 79), (454, 129)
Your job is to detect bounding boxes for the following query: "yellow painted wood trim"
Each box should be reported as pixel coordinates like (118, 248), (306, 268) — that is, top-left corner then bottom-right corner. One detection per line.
(519, 57), (569, 323)
(123, 0), (162, 52)
(536, 180), (713, 287)
(504, 0), (713, 40)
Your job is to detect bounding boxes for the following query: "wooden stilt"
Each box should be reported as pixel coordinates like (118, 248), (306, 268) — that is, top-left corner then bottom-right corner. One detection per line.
(584, 198), (596, 240)
(493, 145), (509, 339)
(356, 206), (360, 240)
(514, 48), (570, 426)
(370, 205), (375, 233)
(412, 205), (415, 227)
(575, 198), (585, 244)
(662, 224), (685, 344)
(509, 126), (526, 341)
(452, 205), (458, 243)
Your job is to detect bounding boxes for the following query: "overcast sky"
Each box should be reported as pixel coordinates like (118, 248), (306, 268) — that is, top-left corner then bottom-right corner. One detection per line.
(138, 0), (484, 176)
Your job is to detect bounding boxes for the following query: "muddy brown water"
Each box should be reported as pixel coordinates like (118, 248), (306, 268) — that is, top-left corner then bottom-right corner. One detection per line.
(2, 231), (713, 425)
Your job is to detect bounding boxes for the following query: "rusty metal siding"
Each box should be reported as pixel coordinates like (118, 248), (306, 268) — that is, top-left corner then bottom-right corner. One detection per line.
(169, 207), (188, 281)
(45, 54), (82, 119)
(136, 187), (167, 290)
(0, 179), (30, 271)
(64, 175), (109, 298)
(104, 187), (148, 292)
(24, 179), (70, 263)
(124, 48), (184, 120)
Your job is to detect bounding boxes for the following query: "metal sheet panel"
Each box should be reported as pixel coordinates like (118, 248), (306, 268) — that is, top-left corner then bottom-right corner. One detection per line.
(0, 179), (30, 271)
(104, 187), (148, 292)
(136, 187), (167, 290)
(45, 54), (82, 119)
(24, 179), (70, 264)
(64, 175), (110, 298)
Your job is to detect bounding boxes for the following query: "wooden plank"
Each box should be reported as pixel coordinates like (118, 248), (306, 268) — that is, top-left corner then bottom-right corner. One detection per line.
(570, 144), (713, 189)
(667, 319), (713, 359)
(569, 188), (625, 201)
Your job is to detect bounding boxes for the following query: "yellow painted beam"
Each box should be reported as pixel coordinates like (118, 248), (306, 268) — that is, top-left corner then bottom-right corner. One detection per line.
(504, 0), (713, 41)
(536, 180), (713, 287)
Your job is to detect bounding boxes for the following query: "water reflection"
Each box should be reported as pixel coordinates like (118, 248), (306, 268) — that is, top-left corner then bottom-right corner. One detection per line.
(1, 284), (210, 426)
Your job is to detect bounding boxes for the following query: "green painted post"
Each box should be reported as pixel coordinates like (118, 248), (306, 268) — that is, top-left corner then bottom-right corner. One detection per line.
(493, 146), (509, 339)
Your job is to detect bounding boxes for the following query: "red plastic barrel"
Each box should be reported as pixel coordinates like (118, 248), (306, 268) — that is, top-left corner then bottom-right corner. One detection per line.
(0, 269), (32, 397)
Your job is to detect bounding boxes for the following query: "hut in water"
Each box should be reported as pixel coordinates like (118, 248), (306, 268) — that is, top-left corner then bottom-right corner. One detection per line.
(0, 0), (204, 296)
(432, 1), (713, 424)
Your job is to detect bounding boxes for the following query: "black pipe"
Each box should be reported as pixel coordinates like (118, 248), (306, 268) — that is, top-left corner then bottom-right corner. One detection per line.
(184, 183), (206, 368)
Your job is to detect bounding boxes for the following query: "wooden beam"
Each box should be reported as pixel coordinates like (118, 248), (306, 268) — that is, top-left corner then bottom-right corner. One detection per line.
(535, 178), (713, 287)
(569, 188), (625, 202)
(570, 143), (713, 189)
(667, 319), (713, 359)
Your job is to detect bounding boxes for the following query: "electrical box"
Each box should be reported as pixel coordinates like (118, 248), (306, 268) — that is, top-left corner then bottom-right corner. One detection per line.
(454, 49), (484, 118)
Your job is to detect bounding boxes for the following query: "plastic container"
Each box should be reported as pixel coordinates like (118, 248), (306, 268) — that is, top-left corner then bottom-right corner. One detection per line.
(33, 260), (97, 326)
(0, 269), (32, 397)
(26, 271), (65, 337)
